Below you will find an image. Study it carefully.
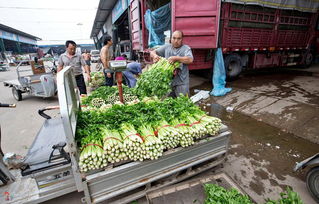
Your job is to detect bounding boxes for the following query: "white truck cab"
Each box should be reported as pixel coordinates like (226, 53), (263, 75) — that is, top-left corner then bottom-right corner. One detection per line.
(90, 50), (100, 63)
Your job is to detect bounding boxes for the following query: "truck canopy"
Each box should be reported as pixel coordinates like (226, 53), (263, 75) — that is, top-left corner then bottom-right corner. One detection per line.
(223, 0), (319, 13)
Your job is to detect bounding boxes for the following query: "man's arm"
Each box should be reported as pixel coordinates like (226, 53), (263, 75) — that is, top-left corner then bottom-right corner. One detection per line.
(84, 65), (91, 81)
(150, 45), (168, 62)
(168, 56), (193, 64)
(57, 65), (63, 72)
(57, 56), (64, 72)
(168, 45), (193, 65)
(81, 57), (91, 81)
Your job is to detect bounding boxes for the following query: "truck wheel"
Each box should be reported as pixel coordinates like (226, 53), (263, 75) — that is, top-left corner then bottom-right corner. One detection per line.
(12, 87), (22, 101)
(224, 54), (242, 80)
(303, 52), (313, 68)
(306, 166), (319, 203)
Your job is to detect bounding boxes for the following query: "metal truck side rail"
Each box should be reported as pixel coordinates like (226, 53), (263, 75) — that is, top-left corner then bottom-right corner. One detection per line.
(56, 66), (83, 191)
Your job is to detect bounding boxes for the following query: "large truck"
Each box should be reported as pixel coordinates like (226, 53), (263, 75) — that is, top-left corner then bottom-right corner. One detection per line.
(129, 0), (319, 79)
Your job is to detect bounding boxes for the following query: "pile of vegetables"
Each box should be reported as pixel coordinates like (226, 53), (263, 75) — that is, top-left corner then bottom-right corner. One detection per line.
(77, 58), (222, 173)
(204, 184), (253, 204)
(204, 184), (303, 204)
(77, 96), (222, 172)
(134, 58), (180, 98)
(89, 72), (105, 88)
(265, 187), (303, 204)
(82, 86), (138, 108)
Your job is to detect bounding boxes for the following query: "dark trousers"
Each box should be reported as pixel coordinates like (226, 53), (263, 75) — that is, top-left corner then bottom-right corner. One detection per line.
(75, 74), (87, 95)
(103, 70), (114, 87)
(169, 84), (190, 98)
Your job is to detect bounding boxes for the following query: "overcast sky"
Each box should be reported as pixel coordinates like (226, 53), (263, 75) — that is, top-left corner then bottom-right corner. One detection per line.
(0, 0), (100, 45)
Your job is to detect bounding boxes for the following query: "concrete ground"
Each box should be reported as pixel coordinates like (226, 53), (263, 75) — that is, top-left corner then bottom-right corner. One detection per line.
(212, 66), (319, 144)
(190, 64), (319, 203)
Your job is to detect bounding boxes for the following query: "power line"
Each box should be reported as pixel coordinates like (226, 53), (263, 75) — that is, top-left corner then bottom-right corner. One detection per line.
(0, 6), (96, 11)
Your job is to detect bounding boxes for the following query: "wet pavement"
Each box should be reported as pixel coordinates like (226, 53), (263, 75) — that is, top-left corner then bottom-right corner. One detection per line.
(202, 102), (318, 203)
(189, 65), (319, 203)
(211, 67), (319, 144)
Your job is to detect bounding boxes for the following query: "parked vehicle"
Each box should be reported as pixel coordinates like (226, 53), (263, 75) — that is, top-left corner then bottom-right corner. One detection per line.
(90, 49), (100, 63)
(294, 153), (319, 203)
(128, 0), (318, 79)
(3, 59), (57, 101)
(0, 61), (9, 71)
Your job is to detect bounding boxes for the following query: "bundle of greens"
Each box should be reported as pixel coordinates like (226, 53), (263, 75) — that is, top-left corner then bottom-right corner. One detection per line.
(134, 58), (180, 98)
(171, 119), (195, 147)
(89, 72), (105, 88)
(102, 128), (126, 163)
(78, 133), (106, 173)
(155, 120), (180, 150)
(204, 184), (253, 204)
(139, 125), (163, 160)
(204, 184), (303, 204)
(265, 187), (303, 204)
(122, 123), (144, 161)
(82, 86), (138, 108)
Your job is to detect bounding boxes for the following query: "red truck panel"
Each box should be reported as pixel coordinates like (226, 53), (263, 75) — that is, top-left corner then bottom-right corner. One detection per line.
(277, 30), (310, 48)
(130, 0), (148, 51)
(130, 0), (141, 50)
(172, 0), (221, 49)
(221, 3), (316, 51)
(191, 49), (213, 70)
(222, 28), (273, 49)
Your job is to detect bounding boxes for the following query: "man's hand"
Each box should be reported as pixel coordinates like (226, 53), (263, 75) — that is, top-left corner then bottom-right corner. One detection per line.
(168, 56), (179, 64)
(150, 50), (161, 63)
(153, 54), (161, 63)
(86, 74), (91, 82)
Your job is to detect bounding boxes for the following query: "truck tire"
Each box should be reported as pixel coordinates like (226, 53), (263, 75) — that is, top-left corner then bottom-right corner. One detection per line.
(303, 52), (313, 68)
(306, 166), (319, 203)
(224, 54), (242, 80)
(12, 87), (22, 101)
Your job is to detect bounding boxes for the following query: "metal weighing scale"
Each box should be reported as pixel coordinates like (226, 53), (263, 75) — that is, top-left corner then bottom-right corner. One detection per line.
(109, 60), (127, 103)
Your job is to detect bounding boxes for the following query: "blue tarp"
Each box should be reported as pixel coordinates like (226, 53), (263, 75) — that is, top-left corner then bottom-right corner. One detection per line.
(144, 3), (171, 48)
(210, 48), (232, 96)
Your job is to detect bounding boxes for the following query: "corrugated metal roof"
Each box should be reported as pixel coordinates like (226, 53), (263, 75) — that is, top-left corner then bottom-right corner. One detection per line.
(0, 23), (41, 41)
(90, 0), (118, 38)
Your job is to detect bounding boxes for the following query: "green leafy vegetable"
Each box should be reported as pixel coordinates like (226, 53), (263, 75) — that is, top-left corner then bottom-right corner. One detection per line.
(135, 58), (180, 98)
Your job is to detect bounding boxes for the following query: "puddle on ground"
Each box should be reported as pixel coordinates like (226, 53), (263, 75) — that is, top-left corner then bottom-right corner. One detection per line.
(195, 100), (319, 203)
(203, 101), (318, 176)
